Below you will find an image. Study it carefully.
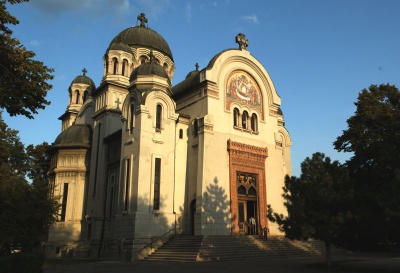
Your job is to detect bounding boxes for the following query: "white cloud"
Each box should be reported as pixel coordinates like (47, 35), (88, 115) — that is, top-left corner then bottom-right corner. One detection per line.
(184, 3), (192, 22)
(30, 40), (40, 46)
(242, 13), (259, 24)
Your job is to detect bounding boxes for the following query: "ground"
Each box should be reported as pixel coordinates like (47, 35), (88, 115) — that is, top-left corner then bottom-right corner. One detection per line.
(43, 253), (400, 273)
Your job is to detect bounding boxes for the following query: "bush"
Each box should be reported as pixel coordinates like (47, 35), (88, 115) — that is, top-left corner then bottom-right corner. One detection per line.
(0, 252), (45, 273)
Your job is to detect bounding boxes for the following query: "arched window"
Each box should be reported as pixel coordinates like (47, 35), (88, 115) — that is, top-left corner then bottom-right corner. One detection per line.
(237, 185), (246, 195)
(83, 91), (89, 103)
(129, 103), (135, 134)
(248, 187), (257, 196)
(242, 111), (249, 129)
(233, 108), (240, 127)
(112, 58), (118, 74)
(75, 90), (80, 104)
(251, 113), (258, 132)
(122, 59), (128, 76)
(179, 129), (183, 139)
(156, 104), (162, 132)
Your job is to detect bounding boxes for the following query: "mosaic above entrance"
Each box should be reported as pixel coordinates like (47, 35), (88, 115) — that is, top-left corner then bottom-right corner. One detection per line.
(226, 70), (263, 117)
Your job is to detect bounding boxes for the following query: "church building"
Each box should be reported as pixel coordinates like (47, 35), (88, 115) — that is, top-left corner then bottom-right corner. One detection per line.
(45, 13), (292, 260)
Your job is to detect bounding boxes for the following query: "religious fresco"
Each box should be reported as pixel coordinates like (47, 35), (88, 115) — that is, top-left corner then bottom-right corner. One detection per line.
(226, 70), (263, 118)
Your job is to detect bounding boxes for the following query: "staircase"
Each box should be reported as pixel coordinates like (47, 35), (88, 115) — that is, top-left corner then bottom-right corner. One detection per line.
(143, 235), (349, 262)
(143, 236), (203, 262)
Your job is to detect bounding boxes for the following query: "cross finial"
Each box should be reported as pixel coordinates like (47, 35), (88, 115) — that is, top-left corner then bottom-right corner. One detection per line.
(82, 68), (87, 76)
(235, 33), (249, 50)
(148, 51), (154, 62)
(137, 13), (148, 27)
(195, 63), (199, 71)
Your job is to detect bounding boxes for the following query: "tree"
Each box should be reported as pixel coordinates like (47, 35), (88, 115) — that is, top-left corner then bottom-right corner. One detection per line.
(268, 153), (352, 267)
(334, 84), (400, 249)
(0, 0), (54, 119)
(0, 112), (58, 252)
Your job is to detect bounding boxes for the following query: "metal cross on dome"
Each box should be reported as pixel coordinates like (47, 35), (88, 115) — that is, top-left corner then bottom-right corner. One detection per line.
(137, 13), (148, 27)
(235, 33), (248, 50)
(82, 68), (87, 76)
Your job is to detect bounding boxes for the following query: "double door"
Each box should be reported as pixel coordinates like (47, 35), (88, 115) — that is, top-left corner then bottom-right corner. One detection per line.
(238, 199), (257, 235)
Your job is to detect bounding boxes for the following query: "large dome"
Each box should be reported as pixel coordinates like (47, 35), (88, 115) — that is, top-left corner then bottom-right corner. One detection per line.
(108, 26), (173, 61)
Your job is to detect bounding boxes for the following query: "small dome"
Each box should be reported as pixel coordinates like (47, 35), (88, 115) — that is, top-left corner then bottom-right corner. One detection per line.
(108, 38), (134, 55)
(130, 61), (170, 83)
(71, 69), (96, 90)
(53, 124), (92, 148)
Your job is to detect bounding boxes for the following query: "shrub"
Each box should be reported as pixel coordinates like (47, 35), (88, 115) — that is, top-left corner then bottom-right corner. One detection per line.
(0, 252), (45, 273)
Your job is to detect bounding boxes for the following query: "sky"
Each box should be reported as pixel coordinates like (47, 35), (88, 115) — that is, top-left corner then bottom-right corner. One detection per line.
(3, 0), (400, 177)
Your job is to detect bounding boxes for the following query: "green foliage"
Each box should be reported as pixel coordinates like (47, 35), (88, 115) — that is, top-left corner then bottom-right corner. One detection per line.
(0, 0), (54, 119)
(268, 153), (352, 243)
(334, 84), (400, 248)
(0, 112), (58, 251)
(0, 252), (45, 273)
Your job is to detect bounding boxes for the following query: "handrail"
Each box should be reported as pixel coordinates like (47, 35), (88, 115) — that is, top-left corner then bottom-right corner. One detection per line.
(137, 225), (176, 253)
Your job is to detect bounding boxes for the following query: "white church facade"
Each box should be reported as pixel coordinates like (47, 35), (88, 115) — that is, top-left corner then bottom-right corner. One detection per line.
(45, 14), (292, 260)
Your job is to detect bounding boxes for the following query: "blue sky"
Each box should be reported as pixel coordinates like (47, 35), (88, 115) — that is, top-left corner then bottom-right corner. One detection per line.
(4, 0), (400, 177)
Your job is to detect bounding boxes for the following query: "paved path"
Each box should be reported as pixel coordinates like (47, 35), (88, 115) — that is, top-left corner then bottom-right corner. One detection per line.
(43, 253), (400, 273)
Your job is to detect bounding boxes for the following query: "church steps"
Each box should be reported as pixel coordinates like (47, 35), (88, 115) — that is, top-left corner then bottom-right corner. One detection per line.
(143, 235), (349, 262)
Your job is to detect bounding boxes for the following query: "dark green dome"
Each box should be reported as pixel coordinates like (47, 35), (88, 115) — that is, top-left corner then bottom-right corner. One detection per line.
(71, 75), (96, 90)
(130, 61), (170, 83)
(53, 124), (92, 149)
(108, 39), (134, 55)
(109, 26), (173, 61)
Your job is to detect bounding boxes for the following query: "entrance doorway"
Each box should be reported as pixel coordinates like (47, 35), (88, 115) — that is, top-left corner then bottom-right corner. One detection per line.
(238, 199), (258, 234)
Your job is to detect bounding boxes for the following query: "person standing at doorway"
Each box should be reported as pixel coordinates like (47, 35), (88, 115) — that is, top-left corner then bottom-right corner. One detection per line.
(248, 216), (256, 235)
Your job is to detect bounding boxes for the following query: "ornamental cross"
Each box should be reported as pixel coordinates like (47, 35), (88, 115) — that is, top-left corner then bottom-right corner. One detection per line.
(137, 13), (148, 27)
(115, 98), (121, 109)
(235, 33), (248, 50)
(195, 63), (199, 71)
(148, 51), (155, 62)
(82, 68), (87, 76)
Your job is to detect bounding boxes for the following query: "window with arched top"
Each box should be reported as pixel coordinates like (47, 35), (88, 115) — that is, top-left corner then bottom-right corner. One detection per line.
(248, 187), (257, 196)
(237, 185), (246, 195)
(75, 90), (80, 104)
(251, 113), (258, 132)
(242, 111), (249, 129)
(112, 58), (118, 74)
(233, 108), (240, 127)
(155, 104), (162, 132)
(83, 91), (89, 103)
(122, 59), (128, 76)
(129, 102), (135, 134)
(179, 129), (183, 139)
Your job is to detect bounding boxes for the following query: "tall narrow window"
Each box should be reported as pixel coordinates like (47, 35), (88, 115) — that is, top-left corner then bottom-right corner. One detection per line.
(121, 59), (126, 76)
(251, 113), (258, 132)
(60, 183), (69, 221)
(129, 103), (135, 134)
(193, 119), (198, 137)
(75, 90), (80, 104)
(153, 158), (161, 211)
(83, 91), (89, 103)
(242, 111), (249, 129)
(179, 129), (183, 139)
(233, 108), (240, 127)
(156, 104), (162, 132)
(109, 186), (114, 219)
(124, 159), (130, 211)
(113, 58), (118, 74)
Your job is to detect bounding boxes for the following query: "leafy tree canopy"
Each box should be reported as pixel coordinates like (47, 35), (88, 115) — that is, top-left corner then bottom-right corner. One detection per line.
(0, 0), (54, 119)
(268, 153), (352, 266)
(334, 83), (400, 248)
(0, 111), (58, 252)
